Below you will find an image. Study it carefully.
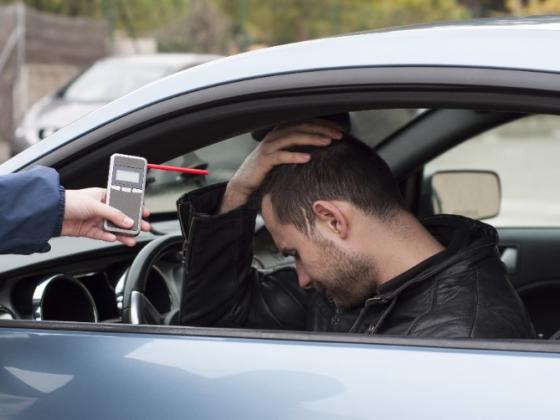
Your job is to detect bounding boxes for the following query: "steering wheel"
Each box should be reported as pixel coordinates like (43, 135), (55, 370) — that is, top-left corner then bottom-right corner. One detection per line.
(122, 234), (184, 325)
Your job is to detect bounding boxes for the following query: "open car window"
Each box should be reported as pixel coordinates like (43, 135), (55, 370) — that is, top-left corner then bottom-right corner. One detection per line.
(2, 108), (554, 348)
(144, 133), (256, 213)
(425, 115), (560, 227)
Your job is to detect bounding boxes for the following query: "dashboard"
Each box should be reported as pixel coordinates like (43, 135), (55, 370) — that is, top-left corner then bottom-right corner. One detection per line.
(0, 218), (289, 324)
(0, 221), (180, 322)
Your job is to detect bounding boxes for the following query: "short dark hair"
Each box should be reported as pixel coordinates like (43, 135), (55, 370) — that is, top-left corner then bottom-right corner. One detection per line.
(256, 134), (405, 233)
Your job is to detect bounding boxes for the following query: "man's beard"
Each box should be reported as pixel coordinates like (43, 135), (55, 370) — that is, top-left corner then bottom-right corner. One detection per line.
(310, 233), (377, 310)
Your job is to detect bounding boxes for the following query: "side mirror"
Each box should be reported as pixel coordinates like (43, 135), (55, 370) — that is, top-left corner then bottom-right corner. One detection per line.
(430, 170), (501, 220)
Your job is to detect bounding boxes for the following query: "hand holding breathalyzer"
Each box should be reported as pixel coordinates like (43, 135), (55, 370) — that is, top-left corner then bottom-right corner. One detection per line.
(101, 153), (207, 241)
(104, 154), (148, 237)
(63, 188), (151, 247)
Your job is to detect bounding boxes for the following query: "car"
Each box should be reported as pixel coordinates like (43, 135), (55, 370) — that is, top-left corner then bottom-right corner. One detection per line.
(2, 16), (560, 420)
(11, 53), (221, 155)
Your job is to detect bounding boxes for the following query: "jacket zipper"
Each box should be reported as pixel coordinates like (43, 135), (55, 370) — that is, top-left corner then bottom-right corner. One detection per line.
(184, 215), (196, 266)
(177, 201), (188, 239)
(348, 306), (368, 333)
(368, 298), (398, 335)
(331, 308), (341, 328)
(349, 296), (387, 333)
(177, 201), (195, 263)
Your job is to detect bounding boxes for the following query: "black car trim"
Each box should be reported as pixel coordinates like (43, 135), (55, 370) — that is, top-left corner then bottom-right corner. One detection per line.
(1, 319), (560, 354)
(50, 88), (560, 188)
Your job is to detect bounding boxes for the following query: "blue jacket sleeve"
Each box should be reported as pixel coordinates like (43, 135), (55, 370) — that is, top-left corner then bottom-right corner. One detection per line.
(0, 166), (65, 254)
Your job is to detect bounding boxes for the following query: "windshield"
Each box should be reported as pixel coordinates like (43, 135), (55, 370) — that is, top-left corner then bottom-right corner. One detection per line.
(63, 61), (171, 102)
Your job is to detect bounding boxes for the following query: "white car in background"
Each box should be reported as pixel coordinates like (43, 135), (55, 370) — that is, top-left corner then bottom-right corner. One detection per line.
(11, 53), (220, 155)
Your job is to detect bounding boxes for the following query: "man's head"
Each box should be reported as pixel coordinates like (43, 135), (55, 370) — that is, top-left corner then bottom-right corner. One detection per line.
(256, 133), (406, 309)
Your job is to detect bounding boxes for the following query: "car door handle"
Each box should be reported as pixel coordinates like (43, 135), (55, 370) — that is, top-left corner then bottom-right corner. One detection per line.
(500, 247), (519, 275)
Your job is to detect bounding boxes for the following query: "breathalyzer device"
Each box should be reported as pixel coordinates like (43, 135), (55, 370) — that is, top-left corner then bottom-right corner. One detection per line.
(104, 153), (147, 236)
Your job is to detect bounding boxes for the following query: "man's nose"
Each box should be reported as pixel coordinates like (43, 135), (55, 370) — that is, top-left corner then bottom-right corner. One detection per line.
(296, 266), (312, 289)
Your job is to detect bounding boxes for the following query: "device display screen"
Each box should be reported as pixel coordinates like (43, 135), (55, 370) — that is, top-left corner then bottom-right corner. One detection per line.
(116, 169), (140, 183)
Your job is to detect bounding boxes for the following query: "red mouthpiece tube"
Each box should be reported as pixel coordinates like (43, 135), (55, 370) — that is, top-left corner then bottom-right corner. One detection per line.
(147, 163), (208, 176)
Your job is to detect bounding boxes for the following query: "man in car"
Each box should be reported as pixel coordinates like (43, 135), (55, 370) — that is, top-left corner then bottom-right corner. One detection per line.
(177, 119), (535, 338)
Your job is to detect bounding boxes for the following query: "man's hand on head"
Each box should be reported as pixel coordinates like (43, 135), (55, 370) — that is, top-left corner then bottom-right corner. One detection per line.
(218, 121), (343, 214)
(62, 188), (151, 247)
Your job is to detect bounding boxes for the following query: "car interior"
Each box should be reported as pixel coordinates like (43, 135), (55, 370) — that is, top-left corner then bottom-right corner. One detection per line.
(2, 103), (560, 343)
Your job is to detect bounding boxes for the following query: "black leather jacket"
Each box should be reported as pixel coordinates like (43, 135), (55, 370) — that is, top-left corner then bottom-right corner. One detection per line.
(177, 184), (535, 338)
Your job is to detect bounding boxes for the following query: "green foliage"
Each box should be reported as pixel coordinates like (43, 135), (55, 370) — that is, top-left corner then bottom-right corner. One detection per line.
(0, 0), (101, 17)
(215, 0), (471, 46)
(0, 0), (190, 35)
(0, 0), (476, 50)
(507, 0), (560, 14)
(111, 0), (189, 35)
(157, 0), (232, 54)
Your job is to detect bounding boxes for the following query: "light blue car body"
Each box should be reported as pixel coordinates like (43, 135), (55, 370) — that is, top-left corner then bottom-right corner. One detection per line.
(2, 327), (560, 420)
(2, 16), (560, 419)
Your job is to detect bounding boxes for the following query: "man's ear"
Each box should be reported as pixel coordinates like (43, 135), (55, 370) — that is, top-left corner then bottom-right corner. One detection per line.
(312, 201), (349, 239)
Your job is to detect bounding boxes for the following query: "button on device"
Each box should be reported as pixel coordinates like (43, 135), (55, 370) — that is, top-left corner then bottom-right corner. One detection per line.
(121, 187), (132, 193)
(111, 185), (121, 191)
(132, 188), (142, 193)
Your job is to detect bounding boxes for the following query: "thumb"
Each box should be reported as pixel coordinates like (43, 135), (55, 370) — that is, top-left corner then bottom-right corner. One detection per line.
(92, 200), (134, 229)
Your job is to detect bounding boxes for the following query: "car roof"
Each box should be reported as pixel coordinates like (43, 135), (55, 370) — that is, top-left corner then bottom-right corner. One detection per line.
(3, 16), (560, 173)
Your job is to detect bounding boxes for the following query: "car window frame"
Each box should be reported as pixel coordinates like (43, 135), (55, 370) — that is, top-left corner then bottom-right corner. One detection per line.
(5, 65), (560, 176)
(3, 319), (560, 354)
(3, 66), (560, 352)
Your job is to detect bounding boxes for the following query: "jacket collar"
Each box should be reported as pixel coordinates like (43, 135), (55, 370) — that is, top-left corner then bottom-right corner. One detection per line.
(373, 214), (499, 301)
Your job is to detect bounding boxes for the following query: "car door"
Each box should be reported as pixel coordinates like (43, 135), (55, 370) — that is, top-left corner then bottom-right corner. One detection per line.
(3, 64), (560, 420)
(423, 114), (560, 339)
(3, 323), (560, 420)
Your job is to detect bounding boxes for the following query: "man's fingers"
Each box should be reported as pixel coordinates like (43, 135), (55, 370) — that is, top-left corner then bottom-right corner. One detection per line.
(263, 133), (333, 154)
(79, 187), (106, 202)
(99, 231), (117, 242)
(265, 122), (343, 143)
(91, 224), (138, 247)
(141, 220), (151, 232)
(94, 200), (151, 233)
(92, 200), (134, 229)
(272, 151), (311, 166)
(309, 118), (344, 132)
(84, 226), (118, 243)
(260, 132), (335, 169)
(116, 235), (137, 247)
(99, 189), (108, 203)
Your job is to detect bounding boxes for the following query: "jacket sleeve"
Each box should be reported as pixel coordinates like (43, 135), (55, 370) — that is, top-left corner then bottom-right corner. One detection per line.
(177, 183), (309, 330)
(0, 166), (65, 255)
